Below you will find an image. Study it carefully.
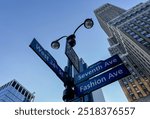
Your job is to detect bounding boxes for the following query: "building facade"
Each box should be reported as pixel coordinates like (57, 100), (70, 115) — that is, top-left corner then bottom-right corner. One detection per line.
(0, 80), (35, 102)
(94, 1), (150, 102)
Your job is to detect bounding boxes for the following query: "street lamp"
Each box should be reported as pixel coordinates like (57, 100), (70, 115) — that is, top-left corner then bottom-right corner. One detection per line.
(51, 18), (94, 49)
(51, 36), (67, 49)
(51, 18), (94, 101)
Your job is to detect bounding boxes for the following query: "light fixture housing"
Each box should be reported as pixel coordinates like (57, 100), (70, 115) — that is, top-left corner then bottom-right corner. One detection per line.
(51, 40), (60, 49)
(67, 34), (76, 47)
(84, 18), (94, 29)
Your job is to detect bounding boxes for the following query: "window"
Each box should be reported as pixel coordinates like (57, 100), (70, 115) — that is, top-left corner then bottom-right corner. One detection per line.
(129, 32), (135, 35)
(136, 20), (141, 23)
(139, 71), (143, 75)
(123, 27), (128, 30)
(12, 81), (16, 87)
(137, 92), (143, 98)
(140, 84), (145, 89)
(15, 84), (19, 90)
(140, 22), (145, 25)
(132, 72), (136, 75)
(137, 79), (141, 83)
(27, 94), (31, 100)
(130, 93), (136, 100)
(129, 78), (134, 82)
(137, 38), (144, 42)
(133, 26), (138, 29)
(134, 87), (138, 91)
(130, 24), (134, 27)
(136, 28), (142, 32)
(147, 18), (150, 22)
(143, 16), (148, 20)
(132, 82), (135, 86)
(128, 67), (133, 72)
(146, 34), (150, 38)
(142, 41), (149, 45)
(144, 89), (149, 95)
(133, 35), (139, 39)
(141, 31), (146, 35)
(128, 89), (132, 93)
(126, 29), (131, 33)
(22, 89), (25, 95)
(18, 86), (22, 92)
(25, 92), (28, 97)
(144, 24), (149, 27)
(127, 87), (130, 90)
(122, 80), (127, 85)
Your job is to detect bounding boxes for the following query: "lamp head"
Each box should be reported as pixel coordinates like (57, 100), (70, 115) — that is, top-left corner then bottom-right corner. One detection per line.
(51, 40), (60, 49)
(67, 34), (76, 47)
(84, 18), (94, 29)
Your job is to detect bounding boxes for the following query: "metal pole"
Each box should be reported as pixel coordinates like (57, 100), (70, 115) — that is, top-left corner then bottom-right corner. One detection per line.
(62, 41), (75, 102)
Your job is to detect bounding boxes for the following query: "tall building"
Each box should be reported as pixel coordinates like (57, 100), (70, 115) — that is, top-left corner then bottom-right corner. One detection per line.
(94, 3), (126, 37)
(94, 1), (150, 102)
(0, 79), (35, 102)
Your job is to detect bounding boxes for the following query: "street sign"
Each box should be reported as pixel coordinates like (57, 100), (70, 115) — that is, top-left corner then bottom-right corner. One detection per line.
(29, 38), (66, 82)
(75, 64), (130, 97)
(74, 54), (122, 84)
(88, 60), (104, 69)
(65, 42), (80, 72)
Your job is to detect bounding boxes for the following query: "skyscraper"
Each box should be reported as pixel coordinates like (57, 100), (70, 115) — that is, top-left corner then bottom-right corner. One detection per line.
(94, 1), (150, 102)
(0, 79), (35, 102)
(94, 3), (126, 37)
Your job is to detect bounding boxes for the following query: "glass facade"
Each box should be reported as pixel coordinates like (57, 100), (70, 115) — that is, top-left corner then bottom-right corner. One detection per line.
(0, 80), (35, 102)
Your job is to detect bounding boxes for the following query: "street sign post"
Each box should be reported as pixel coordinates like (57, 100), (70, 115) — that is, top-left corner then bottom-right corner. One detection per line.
(65, 42), (80, 72)
(75, 64), (130, 97)
(29, 38), (66, 82)
(74, 54), (122, 85)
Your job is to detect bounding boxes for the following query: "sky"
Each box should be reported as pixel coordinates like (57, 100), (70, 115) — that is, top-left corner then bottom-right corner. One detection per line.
(0, 0), (148, 102)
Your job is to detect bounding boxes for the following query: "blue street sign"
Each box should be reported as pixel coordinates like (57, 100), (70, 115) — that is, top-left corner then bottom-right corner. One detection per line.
(74, 54), (122, 84)
(29, 38), (66, 82)
(75, 64), (130, 97)
(88, 60), (104, 69)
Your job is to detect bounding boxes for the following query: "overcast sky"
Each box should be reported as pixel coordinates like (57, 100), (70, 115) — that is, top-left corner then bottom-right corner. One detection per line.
(0, 0), (147, 102)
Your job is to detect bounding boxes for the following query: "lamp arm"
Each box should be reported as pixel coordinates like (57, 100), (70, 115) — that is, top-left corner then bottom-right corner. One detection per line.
(73, 23), (84, 35)
(56, 36), (68, 42)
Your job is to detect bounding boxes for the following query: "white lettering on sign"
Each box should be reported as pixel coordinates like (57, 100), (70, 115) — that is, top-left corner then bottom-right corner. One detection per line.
(108, 69), (123, 79)
(35, 43), (64, 78)
(79, 68), (124, 93)
(76, 58), (119, 82)
(79, 77), (107, 92)
(36, 44), (49, 61)
(104, 58), (117, 67)
(77, 65), (103, 81)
